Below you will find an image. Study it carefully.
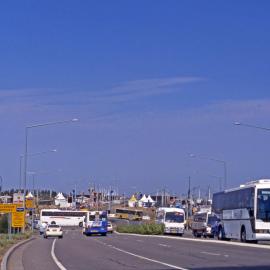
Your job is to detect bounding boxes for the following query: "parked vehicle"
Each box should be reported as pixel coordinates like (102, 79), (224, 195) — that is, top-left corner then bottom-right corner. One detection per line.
(156, 207), (185, 236)
(191, 212), (219, 238)
(44, 224), (63, 239)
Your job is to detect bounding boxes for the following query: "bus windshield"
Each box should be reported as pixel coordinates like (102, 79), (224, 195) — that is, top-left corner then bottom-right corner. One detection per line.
(165, 212), (184, 223)
(257, 189), (270, 222)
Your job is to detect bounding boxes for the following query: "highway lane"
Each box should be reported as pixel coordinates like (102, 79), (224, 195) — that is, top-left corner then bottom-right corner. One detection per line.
(9, 229), (270, 270)
(7, 236), (59, 270)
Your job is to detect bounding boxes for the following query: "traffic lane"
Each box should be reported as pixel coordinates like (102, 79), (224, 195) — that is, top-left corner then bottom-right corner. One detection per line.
(99, 233), (270, 270)
(54, 229), (170, 270)
(22, 235), (59, 270)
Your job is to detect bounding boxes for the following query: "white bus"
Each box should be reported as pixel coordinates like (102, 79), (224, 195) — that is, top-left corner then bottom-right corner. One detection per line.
(212, 179), (270, 243)
(156, 207), (185, 236)
(40, 209), (88, 227)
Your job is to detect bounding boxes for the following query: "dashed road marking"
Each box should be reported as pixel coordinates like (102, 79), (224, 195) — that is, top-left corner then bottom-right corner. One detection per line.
(115, 232), (270, 250)
(51, 239), (67, 270)
(158, 243), (171, 248)
(95, 239), (188, 270)
(200, 251), (220, 256)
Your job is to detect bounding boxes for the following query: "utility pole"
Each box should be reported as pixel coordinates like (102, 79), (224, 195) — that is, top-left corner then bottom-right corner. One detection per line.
(0, 176), (3, 194)
(187, 176), (191, 221)
(208, 185), (211, 203)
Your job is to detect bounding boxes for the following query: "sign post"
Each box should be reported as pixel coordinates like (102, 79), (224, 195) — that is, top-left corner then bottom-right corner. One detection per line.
(8, 213), (11, 240)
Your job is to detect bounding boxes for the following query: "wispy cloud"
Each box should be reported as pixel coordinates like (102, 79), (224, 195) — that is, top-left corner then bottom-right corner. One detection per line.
(0, 76), (204, 118)
(89, 76), (204, 103)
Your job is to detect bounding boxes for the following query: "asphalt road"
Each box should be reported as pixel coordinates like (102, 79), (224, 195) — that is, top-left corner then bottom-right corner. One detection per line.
(8, 228), (270, 270)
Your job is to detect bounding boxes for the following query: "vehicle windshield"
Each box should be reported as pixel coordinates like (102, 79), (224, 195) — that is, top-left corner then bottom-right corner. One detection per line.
(207, 216), (219, 226)
(48, 225), (60, 228)
(257, 189), (270, 222)
(194, 214), (207, 222)
(89, 215), (95, 221)
(99, 213), (107, 220)
(165, 212), (184, 223)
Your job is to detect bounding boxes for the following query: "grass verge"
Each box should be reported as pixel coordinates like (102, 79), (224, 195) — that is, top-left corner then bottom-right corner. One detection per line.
(0, 232), (32, 263)
(116, 223), (164, 235)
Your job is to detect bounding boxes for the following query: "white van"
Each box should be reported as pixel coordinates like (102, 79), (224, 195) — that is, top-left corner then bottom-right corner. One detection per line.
(156, 207), (185, 236)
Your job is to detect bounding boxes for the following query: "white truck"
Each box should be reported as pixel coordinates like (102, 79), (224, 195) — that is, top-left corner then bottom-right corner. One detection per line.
(156, 207), (185, 236)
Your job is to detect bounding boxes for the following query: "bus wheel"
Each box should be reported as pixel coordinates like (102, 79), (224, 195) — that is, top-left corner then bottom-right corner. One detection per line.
(218, 227), (223, 240)
(249, 240), (258, 244)
(241, 227), (247, 243)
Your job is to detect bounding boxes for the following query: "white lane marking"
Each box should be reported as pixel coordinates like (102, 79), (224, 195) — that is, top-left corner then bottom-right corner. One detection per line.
(95, 239), (188, 270)
(51, 239), (67, 270)
(158, 243), (171, 248)
(115, 232), (270, 250)
(136, 239), (144, 242)
(200, 251), (220, 256)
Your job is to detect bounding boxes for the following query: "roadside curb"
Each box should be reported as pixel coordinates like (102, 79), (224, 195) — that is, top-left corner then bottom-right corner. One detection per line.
(1, 236), (35, 270)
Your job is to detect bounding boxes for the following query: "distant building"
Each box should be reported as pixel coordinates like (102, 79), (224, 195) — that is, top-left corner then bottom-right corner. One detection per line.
(0, 195), (12, 203)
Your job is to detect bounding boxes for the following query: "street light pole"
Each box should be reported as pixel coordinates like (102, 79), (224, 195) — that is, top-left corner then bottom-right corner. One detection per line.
(190, 154), (228, 190)
(0, 175), (3, 193)
(22, 118), (78, 233)
(20, 149), (57, 191)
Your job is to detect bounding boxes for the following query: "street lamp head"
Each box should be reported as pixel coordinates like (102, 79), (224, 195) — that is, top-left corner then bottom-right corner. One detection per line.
(234, 121), (241, 126)
(52, 149), (57, 152)
(189, 153), (196, 158)
(72, 118), (79, 122)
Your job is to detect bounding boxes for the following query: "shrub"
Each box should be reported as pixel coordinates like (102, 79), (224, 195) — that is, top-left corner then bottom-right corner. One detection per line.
(117, 223), (164, 235)
(0, 215), (8, 234)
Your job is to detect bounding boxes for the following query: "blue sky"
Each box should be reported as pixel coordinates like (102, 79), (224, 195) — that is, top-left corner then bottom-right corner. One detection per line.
(0, 1), (270, 196)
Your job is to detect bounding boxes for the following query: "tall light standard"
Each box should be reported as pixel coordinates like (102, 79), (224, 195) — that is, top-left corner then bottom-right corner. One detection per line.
(208, 174), (223, 192)
(19, 149), (57, 190)
(0, 176), (3, 193)
(22, 118), (78, 232)
(234, 122), (270, 131)
(189, 154), (228, 190)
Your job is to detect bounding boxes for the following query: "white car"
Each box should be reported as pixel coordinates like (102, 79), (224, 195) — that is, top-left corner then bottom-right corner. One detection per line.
(44, 224), (63, 239)
(107, 221), (113, 233)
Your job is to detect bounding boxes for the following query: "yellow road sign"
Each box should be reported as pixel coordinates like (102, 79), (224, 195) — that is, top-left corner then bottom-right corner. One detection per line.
(12, 211), (25, 228)
(26, 199), (35, 209)
(0, 204), (17, 213)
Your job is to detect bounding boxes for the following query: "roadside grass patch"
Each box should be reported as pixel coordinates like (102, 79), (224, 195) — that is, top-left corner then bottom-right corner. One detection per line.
(116, 223), (164, 235)
(0, 232), (32, 263)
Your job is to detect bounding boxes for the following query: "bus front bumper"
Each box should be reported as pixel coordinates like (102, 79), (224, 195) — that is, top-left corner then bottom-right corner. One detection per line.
(254, 232), (270, 241)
